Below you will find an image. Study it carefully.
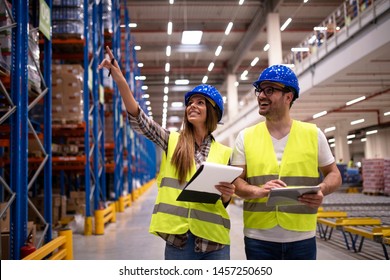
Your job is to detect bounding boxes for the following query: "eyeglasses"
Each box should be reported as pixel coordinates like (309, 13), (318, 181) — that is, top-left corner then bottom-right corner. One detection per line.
(254, 86), (289, 97)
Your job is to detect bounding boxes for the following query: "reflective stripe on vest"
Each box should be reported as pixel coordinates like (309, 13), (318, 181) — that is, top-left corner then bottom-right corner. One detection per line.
(149, 131), (232, 244)
(243, 120), (320, 231)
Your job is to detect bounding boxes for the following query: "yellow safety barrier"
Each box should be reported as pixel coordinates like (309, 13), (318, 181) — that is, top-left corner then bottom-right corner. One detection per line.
(343, 226), (390, 259)
(118, 194), (132, 212)
(317, 211), (348, 218)
(317, 217), (381, 241)
(22, 229), (73, 260)
(95, 202), (116, 235)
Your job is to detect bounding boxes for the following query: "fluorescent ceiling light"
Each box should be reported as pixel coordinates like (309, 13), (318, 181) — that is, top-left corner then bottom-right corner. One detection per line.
(137, 63), (144, 67)
(234, 81), (239, 87)
(291, 47), (309, 52)
(141, 85), (148, 90)
(313, 111), (327, 119)
(347, 140), (353, 145)
(366, 129), (378, 135)
(263, 44), (270, 51)
(351, 118), (364, 125)
(324, 126), (336, 133)
(165, 63), (170, 72)
(251, 57), (259, 67)
(346, 96), (366, 106)
(215, 46), (222, 56)
(164, 86), (169, 94)
(314, 26), (327, 31)
(225, 22), (233, 35)
(163, 102), (168, 108)
(330, 143), (335, 148)
(202, 76), (208, 83)
(208, 62), (214, 71)
(169, 0), (174, 4)
(135, 76), (146, 80)
(239, 0), (245, 5)
(163, 95), (168, 102)
(147, 106), (152, 111)
(347, 134), (355, 139)
(129, 23), (137, 28)
(384, 111), (390, 116)
(171, 102), (184, 108)
(134, 46), (141, 51)
(304, 0), (309, 3)
(166, 46), (171, 56)
(280, 18), (292, 31)
(361, 138), (367, 142)
(181, 31), (203, 44)
(145, 101), (151, 105)
(240, 70), (248, 80)
(168, 116), (181, 122)
(167, 22), (172, 35)
(328, 138), (335, 143)
(164, 76), (169, 84)
(281, 64), (295, 68)
(142, 94), (149, 99)
(175, 79), (189, 85)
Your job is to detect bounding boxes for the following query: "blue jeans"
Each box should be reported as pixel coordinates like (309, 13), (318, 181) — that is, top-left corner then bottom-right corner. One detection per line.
(164, 232), (230, 260)
(244, 236), (317, 260)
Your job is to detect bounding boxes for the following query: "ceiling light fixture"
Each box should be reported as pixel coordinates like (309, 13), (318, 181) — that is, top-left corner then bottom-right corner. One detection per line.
(291, 47), (309, 52)
(280, 18), (292, 31)
(250, 57), (259, 66)
(165, 63), (170, 72)
(347, 134), (355, 139)
(171, 102), (184, 108)
(164, 76), (169, 84)
(263, 44), (270, 51)
(175, 79), (189, 85)
(384, 111), (390, 116)
(166, 46), (171, 56)
(137, 63), (144, 67)
(313, 111), (327, 119)
(351, 118), (364, 125)
(134, 46), (141, 51)
(347, 140), (353, 145)
(164, 87), (169, 94)
(141, 85), (148, 90)
(215, 46), (222, 56)
(346, 96), (366, 106)
(129, 23), (137, 28)
(240, 70), (248, 80)
(361, 138), (367, 142)
(135, 76), (146, 80)
(225, 22), (233, 35)
(169, 0), (174, 4)
(366, 129), (378, 135)
(208, 62), (214, 71)
(239, 0), (245, 5)
(167, 22), (172, 35)
(181, 31), (203, 44)
(202, 76), (208, 83)
(324, 126), (336, 133)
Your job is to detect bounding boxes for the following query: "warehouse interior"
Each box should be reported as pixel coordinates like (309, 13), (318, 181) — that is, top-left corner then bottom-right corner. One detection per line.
(0, 0), (390, 260)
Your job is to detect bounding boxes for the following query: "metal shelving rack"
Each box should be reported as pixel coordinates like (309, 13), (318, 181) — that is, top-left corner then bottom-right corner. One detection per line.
(0, 0), (53, 259)
(82, 0), (106, 234)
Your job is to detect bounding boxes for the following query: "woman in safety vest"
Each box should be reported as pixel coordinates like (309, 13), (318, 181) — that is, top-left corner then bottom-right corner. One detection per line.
(99, 46), (236, 260)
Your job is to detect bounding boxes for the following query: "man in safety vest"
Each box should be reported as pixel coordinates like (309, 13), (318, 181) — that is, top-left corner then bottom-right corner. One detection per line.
(231, 64), (342, 260)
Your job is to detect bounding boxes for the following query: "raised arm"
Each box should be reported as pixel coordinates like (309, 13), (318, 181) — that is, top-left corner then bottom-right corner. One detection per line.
(98, 46), (139, 117)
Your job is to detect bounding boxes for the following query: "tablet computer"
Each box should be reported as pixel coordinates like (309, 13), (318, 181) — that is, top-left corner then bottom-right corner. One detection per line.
(266, 186), (320, 207)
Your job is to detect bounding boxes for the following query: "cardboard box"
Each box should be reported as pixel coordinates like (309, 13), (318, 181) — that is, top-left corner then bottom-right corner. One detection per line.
(0, 202), (10, 233)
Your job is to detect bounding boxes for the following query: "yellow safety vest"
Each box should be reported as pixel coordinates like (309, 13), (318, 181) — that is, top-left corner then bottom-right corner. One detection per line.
(243, 120), (320, 231)
(149, 131), (232, 244)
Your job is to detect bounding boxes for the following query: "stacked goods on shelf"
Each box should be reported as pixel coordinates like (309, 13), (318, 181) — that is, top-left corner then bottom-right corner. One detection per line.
(52, 0), (84, 38)
(28, 193), (67, 228)
(52, 64), (84, 123)
(362, 158), (384, 194)
(384, 159), (390, 195)
(27, 28), (42, 94)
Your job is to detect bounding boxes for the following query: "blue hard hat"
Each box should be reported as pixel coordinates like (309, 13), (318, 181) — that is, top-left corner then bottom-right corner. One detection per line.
(184, 84), (224, 121)
(253, 65), (300, 98)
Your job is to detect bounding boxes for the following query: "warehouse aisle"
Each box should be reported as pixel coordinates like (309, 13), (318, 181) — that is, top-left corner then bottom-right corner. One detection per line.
(72, 182), (388, 260)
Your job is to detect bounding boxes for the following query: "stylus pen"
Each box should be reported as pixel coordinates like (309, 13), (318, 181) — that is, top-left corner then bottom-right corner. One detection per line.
(108, 58), (115, 77)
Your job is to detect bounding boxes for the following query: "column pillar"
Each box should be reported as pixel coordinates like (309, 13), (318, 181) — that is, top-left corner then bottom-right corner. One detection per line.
(227, 73), (238, 121)
(267, 13), (283, 65)
(334, 122), (351, 164)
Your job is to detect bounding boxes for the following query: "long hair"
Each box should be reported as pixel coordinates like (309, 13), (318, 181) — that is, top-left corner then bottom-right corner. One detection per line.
(171, 100), (219, 184)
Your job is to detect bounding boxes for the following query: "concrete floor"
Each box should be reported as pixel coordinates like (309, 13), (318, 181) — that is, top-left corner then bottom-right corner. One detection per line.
(72, 183), (389, 260)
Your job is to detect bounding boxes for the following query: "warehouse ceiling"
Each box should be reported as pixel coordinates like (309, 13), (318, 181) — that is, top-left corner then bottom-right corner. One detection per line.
(125, 0), (390, 143)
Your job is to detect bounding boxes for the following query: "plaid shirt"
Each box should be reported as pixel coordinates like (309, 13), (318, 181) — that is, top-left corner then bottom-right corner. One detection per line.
(127, 108), (226, 253)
